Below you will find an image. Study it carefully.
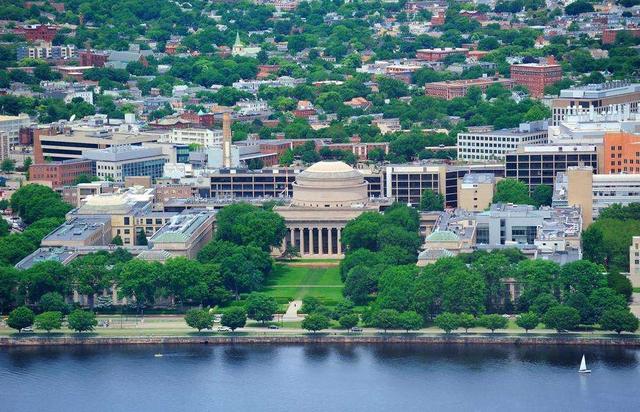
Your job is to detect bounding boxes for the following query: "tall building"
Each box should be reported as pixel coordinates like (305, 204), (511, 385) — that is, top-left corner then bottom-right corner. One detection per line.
(0, 114), (31, 146)
(510, 62), (562, 98)
(162, 128), (223, 147)
(457, 121), (548, 162)
(551, 82), (640, 125)
(457, 173), (497, 212)
(602, 131), (640, 174)
(505, 144), (599, 192)
(0, 133), (9, 161)
(83, 145), (168, 182)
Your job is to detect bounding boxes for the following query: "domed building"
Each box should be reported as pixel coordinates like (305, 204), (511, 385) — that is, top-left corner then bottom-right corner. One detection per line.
(275, 160), (381, 258)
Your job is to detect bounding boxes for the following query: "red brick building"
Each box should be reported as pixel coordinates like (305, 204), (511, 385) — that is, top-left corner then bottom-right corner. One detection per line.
(79, 50), (109, 67)
(510, 61), (562, 98)
(29, 159), (94, 187)
(425, 76), (514, 100)
(602, 28), (640, 45)
(257, 65), (280, 79)
(14, 24), (58, 43)
(416, 48), (469, 62)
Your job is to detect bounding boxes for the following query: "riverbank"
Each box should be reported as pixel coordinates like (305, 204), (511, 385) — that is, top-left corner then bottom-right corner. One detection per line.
(2, 333), (640, 347)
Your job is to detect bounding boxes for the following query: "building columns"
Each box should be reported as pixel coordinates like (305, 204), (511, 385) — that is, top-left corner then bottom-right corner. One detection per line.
(318, 227), (324, 255)
(328, 227), (333, 256)
(337, 228), (342, 255)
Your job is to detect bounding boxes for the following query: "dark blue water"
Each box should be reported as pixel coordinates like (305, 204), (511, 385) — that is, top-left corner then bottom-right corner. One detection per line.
(1, 344), (639, 411)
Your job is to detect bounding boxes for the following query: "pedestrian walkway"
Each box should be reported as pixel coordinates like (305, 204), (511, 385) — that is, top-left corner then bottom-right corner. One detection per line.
(283, 300), (302, 321)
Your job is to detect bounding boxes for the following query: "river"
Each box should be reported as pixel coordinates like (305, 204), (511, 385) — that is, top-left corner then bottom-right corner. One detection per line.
(1, 344), (639, 411)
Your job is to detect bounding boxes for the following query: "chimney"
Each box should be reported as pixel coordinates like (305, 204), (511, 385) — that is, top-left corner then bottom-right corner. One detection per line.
(222, 112), (232, 168)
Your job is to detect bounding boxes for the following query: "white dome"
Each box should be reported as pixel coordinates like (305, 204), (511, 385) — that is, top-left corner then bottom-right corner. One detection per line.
(292, 161), (368, 208)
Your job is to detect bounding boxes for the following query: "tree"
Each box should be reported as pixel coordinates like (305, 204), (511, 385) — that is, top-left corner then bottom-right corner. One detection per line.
(111, 235), (123, 246)
(565, 1), (594, 15)
(245, 293), (278, 324)
(559, 260), (607, 297)
(67, 309), (97, 333)
(338, 313), (359, 330)
(516, 312), (539, 333)
(478, 314), (508, 333)
(434, 312), (459, 334)
(420, 190), (444, 211)
(215, 203), (286, 252)
(35, 311), (63, 333)
(39, 292), (69, 314)
(599, 309), (639, 334)
(458, 313), (476, 333)
(221, 307), (247, 331)
(543, 305), (580, 332)
(7, 306), (35, 332)
(532, 185), (553, 207)
(398, 311), (423, 332)
(492, 179), (534, 205)
(374, 309), (401, 333)
(23, 156), (32, 177)
(530, 293), (559, 316)
(1, 158), (15, 173)
(184, 309), (214, 332)
(589, 288), (627, 320)
(136, 229), (148, 246)
(302, 313), (331, 333)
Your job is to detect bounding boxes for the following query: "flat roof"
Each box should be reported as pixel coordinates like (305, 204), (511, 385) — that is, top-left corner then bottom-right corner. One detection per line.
(42, 216), (110, 242)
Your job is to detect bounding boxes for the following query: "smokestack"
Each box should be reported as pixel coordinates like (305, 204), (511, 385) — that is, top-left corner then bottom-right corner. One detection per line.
(222, 112), (232, 168)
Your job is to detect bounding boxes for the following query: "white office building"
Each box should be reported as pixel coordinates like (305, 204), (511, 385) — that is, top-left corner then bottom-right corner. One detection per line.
(162, 128), (223, 148)
(0, 113), (31, 146)
(457, 121), (549, 162)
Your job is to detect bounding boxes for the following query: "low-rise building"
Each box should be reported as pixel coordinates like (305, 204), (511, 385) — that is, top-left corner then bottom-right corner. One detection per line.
(510, 61), (562, 98)
(41, 216), (112, 248)
(425, 76), (513, 100)
(416, 47), (469, 62)
(149, 212), (216, 258)
(83, 145), (168, 182)
(29, 159), (94, 187)
(629, 236), (640, 287)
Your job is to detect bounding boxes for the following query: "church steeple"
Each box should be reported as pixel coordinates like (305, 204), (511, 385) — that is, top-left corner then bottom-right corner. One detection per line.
(234, 32), (243, 47)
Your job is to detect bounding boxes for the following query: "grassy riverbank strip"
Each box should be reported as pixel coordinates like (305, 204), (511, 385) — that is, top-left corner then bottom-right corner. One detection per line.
(2, 332), (640, 347)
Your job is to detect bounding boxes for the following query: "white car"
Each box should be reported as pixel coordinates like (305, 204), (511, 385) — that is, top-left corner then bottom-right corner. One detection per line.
(217, 326), (231, 332)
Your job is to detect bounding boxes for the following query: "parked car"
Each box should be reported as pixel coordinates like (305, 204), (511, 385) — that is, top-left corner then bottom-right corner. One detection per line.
(350, 327), (363, 333)
(268, 325), (279, 330)
(217, 326), (231, 332)
(20, 327), (34, 333)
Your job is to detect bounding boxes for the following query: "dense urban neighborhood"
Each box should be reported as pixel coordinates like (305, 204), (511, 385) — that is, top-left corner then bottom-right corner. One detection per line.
(1, 0), (640, 339)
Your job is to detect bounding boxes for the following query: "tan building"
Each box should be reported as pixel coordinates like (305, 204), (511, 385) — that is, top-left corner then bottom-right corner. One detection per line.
(565, 166), (593, 227)
(457, 173), (497, 212)
(148, 212), (215, 259)
(41, 216), (112, 248)
(275, 161), (382, 258)
(629, 236), (640, 288)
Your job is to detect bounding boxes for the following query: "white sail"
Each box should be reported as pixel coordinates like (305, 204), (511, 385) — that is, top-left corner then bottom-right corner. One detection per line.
(580, 355), (587, 371)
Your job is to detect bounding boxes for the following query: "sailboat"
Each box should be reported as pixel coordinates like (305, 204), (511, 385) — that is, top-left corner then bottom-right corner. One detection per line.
(579, 355), (591, 373)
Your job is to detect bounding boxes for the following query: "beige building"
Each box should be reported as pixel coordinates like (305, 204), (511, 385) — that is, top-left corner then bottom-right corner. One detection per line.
(457, 173), (497, 212)
(630, 237), (640, 288)
(41, 216), (112, 248)
(275, 161), (382, 258)
(149, 212), (215, 259)
(565, 166), (593, 227)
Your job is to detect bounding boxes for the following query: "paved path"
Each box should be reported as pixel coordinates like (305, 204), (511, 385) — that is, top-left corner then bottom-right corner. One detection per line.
(630, 293), (640, 318)
(283, 300), (302, 321)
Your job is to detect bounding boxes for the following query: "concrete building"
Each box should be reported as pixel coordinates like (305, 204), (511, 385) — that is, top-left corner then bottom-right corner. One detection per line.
(602, 131), (640, 174)
(457, 173), (497, 212)
(457, 121), (548, 162)
(425, 76), (513, 100)
(551, 82), (640, 126)
(510, 62), (562, 98)
(62, 181), (116, 207)
(148, 212), (215, 258)
(83, 145), (168, 182)
(275, 161), (384, 258)
(162, 128), (223, 147)
(0, 133), (9, 162)
(34, 128), (160, 163)
(41, 216), (112, 248)
(73, 186), (172, 246)
(505, 144), (599, 192)
(0, 114), (31, 146)
(553, 167), (640, 223)
(629, 237), (640, 287)
(28, 159), (94, 187)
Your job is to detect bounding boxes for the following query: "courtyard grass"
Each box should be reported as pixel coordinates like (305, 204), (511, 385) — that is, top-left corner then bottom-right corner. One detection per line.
(261, 263), (344, 305)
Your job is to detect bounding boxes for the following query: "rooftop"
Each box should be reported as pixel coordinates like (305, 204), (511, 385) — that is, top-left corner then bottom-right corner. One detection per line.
(42, 216), (110, 243)
(150, 212), (214, 244)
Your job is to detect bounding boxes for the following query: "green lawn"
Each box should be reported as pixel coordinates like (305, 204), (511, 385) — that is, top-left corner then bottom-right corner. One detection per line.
(261, 263), (344, 305)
